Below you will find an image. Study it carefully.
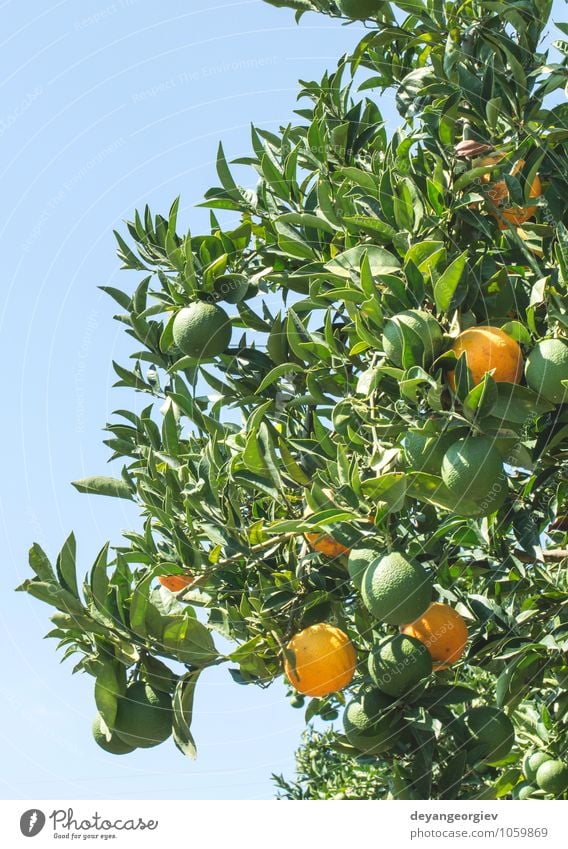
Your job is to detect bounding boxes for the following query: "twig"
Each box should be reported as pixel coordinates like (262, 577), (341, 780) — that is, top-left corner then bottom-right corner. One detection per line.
(179, 531), (298, 598)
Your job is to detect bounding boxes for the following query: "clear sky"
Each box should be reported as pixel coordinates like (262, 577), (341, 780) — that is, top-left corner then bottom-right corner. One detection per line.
(0, 0), (564, 802)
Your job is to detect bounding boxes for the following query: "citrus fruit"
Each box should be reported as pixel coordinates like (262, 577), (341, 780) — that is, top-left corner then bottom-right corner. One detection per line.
(362, 552), (432, 626)
(404, 429), (463, 476)
(512, 781), (536, 800)
(114, 682), (173, 749)
(303, 488), (350, 558)
(400, 602), (468, 670)
(493, 162), (542, 230)
(447, 325), (523, 391)
(343, 689), (405, 755)
(457, 706), (515, 765)
(304, 488), (371, 558)
(92, 713), (136, 755)
(522, 750), (552, 783)
(213, 274), (249, 304)
(347, 544), (382, 590)
(525, 338), (568, 404)
(476, 156), (542, 228)
(284, 623), (356, 698)
(158, 575), (194, 592)
(476, 153), (503, 178)
(441, 436), (507, 517)
(382, 309), (444, 369)
(337, 0), (384, 19)
(304, 532), (350, 558)
(172, 302), (231, 359)
(466, 154), (503, 209)
(478, 155), (508, 199)
(368, 633), (432, 697)
(535, 759), (568, 795)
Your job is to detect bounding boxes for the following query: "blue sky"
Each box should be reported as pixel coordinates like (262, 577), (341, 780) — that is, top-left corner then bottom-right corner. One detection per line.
(1, 0), (565, 802)
(0, 0), (383, 802)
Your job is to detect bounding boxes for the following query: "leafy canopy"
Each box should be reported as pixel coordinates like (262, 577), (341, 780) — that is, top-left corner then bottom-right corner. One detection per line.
(18, 0), (568, 798)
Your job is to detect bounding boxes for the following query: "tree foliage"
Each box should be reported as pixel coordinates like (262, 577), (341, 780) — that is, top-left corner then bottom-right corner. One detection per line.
(18, 0), (568, 797)
(273, 728), (391, 799)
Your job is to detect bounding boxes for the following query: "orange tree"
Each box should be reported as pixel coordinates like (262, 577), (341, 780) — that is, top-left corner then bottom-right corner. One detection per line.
(18, 0), (568, 798)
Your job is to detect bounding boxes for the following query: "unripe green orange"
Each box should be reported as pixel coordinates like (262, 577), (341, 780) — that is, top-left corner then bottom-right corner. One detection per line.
(172, 301), (231, 359)
(343, 689), (405, 754)
(337, 0), (384, 20)
(525, 338), (568, 404)
(362, 552), (432, 626)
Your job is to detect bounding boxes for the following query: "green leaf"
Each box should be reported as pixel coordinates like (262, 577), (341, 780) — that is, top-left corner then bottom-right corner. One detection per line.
(325, 245), (400, 278)
(99, 286), (132, 310)
(216, 143), (240, 200)
(163, 617), (218, 666)
(56, 533), (79, 598)
(405, 241), (446, 275)
(128, 573), (154, 639)
(243, 428), (268, 475)
(276, 211), (336, 235)
(255, 363), (304, 394)
(28, 543), (56, 582)
(499, 320), (532, 345)
(406, 472), (479, 514)
(419, 685), (477, 707)
(360, 473), (407, 515)
(491, 383), (555, 423)
(94, 659), (125, 732)
(463, 373), (498, 421)
(496, 653), (544, 710)
(16, 579), (85, 616)
(161, 405), (180, 455)
(114, 230), (146, 270)
(438, 751), (467, 799)
(71, 476), (134, 500)
(279, 439), (311, 485)
(89, 543), (111, 617)
(342, 216), (397, 243)
(141, 656), (177, 695)
(159, 312), (176, 352)
(172, 670), (200, 759)
(433, 252), (468, 313)
(275, 220), (317, 259)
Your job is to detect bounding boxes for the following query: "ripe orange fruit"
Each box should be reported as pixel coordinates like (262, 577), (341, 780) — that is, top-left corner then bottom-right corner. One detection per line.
(158, 575), (194, 592)
(304, 488), (372, 559)
(304, 530), (350, 559)
(447, 326), (523, 392)
(495, 171), (542, 229)
(466, 154), (502, 209)
(478, 157), (541, 229)
(401, 602), (468, 670)
(284, 623), (357, 698)
(478, 155), (506, 193)
(471, 156), (542, 228)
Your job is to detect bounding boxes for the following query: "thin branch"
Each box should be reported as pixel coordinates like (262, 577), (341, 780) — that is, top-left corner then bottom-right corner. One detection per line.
(179, 531), (298, 598)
